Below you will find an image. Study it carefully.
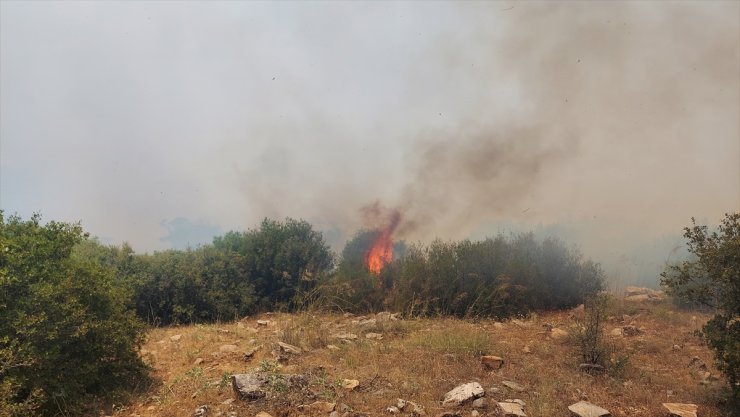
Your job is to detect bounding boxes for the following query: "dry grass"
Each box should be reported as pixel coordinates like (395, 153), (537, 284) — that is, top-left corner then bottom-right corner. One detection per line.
(109, 300), (730, 417)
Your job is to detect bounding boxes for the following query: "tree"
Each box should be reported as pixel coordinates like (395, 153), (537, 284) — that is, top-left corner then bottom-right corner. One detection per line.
(661, 213), (740, 399)
(0, 213), (149, 416)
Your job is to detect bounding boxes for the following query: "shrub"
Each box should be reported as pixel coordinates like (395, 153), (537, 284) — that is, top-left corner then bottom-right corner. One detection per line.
(573, 294), (610, 370)
(661, 213), (740, 400)
(0, 213), (149, 416)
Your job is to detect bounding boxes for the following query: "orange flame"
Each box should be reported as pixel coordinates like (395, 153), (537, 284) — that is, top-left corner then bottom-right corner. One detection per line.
(366, 229), (393, 274)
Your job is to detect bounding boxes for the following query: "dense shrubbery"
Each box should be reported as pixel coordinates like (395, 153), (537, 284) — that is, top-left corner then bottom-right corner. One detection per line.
(127, 218), (333, 325)
(0, 213), (148, 417)
(662, 213), (740, 400)
(324, 231), (604, 318)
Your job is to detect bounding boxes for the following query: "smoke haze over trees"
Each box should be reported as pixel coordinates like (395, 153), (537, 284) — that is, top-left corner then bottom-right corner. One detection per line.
(1, 1), (737, 290)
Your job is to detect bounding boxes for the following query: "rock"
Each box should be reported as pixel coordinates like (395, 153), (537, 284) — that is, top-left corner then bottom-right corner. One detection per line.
(497, 402), (526, 417)
(330, 412), (340, 417)
(471, 411), (480, 417)
(278, 341), (302, 354)
(624, 294), (651, 302)
(610, 328), (623, 337)
(522, 346), (532, 354)
(504, 399), (526, 406)
(256, 320), (269, 326)
(481, 356), (504, 370)
(579, 363), (605, 373)
(342, 379), (360, 390)
(332, 333), (359, 340)
(256, 413), (273, 417)
(622, 325), (642, 336)
(301, 401), (336, 413)
(396, 399), (407, 410)
(193, 405), (209, 417)
(327, 344), (340, 350)
(502, 380), (525, 392)
(662, 403), (698, 417)
(236, 322), (245, 329)
(193, 358), (203, 365)
(549, 328), (569, 340)
(221, 398), (234, 406)
(170, 334), (182, 342)
(472, 398), (487, 409)
(567, 401), (610, 417)
(358, 318), (377, 326)
(219, 344), (238, 353)
(406, 401), (426, 416)
(493, 322), (505, 329)
(442, 382), (485, 407)
(365, 332), (384, 340)
(338, 403), (352, 413)
(231, 373), (307, 401)
(244, 345), (261, 360)
(387, 406), (400, 414)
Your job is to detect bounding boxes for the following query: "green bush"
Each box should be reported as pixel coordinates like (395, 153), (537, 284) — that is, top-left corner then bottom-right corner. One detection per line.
(661, 213), (740, 401)
(324, 231), (604, 319)
(0, 213), (149, 416)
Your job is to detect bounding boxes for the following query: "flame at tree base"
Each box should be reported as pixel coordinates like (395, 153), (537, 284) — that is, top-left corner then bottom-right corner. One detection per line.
(362, 204), (401, 275)
(366, 229), (393, 274)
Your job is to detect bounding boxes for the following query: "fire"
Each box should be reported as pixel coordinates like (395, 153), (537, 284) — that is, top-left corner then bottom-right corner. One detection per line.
(362, 204), (401, 274)
(365, 229), (393, 274)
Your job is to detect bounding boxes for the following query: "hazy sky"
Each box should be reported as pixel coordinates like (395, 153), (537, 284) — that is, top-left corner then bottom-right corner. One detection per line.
(1, 1), (738, 276)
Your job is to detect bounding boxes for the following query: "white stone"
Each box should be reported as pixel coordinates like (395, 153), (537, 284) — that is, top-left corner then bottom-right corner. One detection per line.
(442, 382), (484, 407)
(568, 401), (611, 417)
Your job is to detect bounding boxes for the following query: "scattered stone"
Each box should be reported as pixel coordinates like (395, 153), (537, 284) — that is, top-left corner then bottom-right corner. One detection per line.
(579, 363), (605, 373)
(231, 373), (307, 401)
(567, 401), (610, 417)
(387, 406), (400, 414)
(338, 403), (352, 413)
(505, 399), (526, 406)
(332, 333), (359, 340)
(662, 403), (698, 417)
(497, 402), (526, 417)
(471, 411), (480, 417)
(502, 381), (525, 392)
(327, 344), (340, 351)
(221, 398), (234, 406)
(624, 286), (665, 301)
(549, 328), (569, 340)
(396, 399), (407, 410)
(342, 379), (360, 390)
(358, 318), (377, 326)
(330, 412), (340, 417)
(406, 401), (426, 416)
(610, 328), (623, 337)
(193, 405), (209, 417)
(522, 345), (532, 354)
(624, 294), (650, 302)
(219, 344), (238, 353)
(301, 401), (336, 413)
(688, 356), (707, 371)
(488, 386), (501, 395)
(493, 322), (505, 329)
(170, 334), (182, 342)
(193, 358), (203, 365)
(243, 345), (261, 360)
(256, 320), (269, 326)
(471, 398), (487, 409)
(672, 344), (682, 351)
(481, 355), (504, 370)
(442, 382), (485, 407)
(622, 325), (642, 336)
(256, 412), (273, 417)
(365, 332), (384, 340)
(278, 341), (302, 354)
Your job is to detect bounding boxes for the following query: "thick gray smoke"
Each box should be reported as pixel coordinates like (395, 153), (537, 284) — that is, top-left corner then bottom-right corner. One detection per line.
(1, 1), (738, 287)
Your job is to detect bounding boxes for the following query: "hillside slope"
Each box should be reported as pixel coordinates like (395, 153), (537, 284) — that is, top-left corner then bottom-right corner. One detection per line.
(118, 300), (726, 417)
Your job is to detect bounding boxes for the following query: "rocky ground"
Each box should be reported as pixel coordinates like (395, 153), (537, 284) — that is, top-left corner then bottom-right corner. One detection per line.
(116, 296), (727, 417)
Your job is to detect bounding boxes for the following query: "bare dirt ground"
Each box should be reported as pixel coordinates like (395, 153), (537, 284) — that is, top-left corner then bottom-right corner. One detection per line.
(118, 299), (727, 417)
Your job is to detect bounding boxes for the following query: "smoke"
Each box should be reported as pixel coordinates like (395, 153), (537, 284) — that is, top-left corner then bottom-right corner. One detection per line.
(1, 1), (737, 284)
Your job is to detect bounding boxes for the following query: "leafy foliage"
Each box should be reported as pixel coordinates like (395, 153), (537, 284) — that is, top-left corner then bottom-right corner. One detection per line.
(128, 218), (333, 325)
(0, 213), (149, 416)
(661, 213), (740, 399)
(325, 232), (604, 318)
